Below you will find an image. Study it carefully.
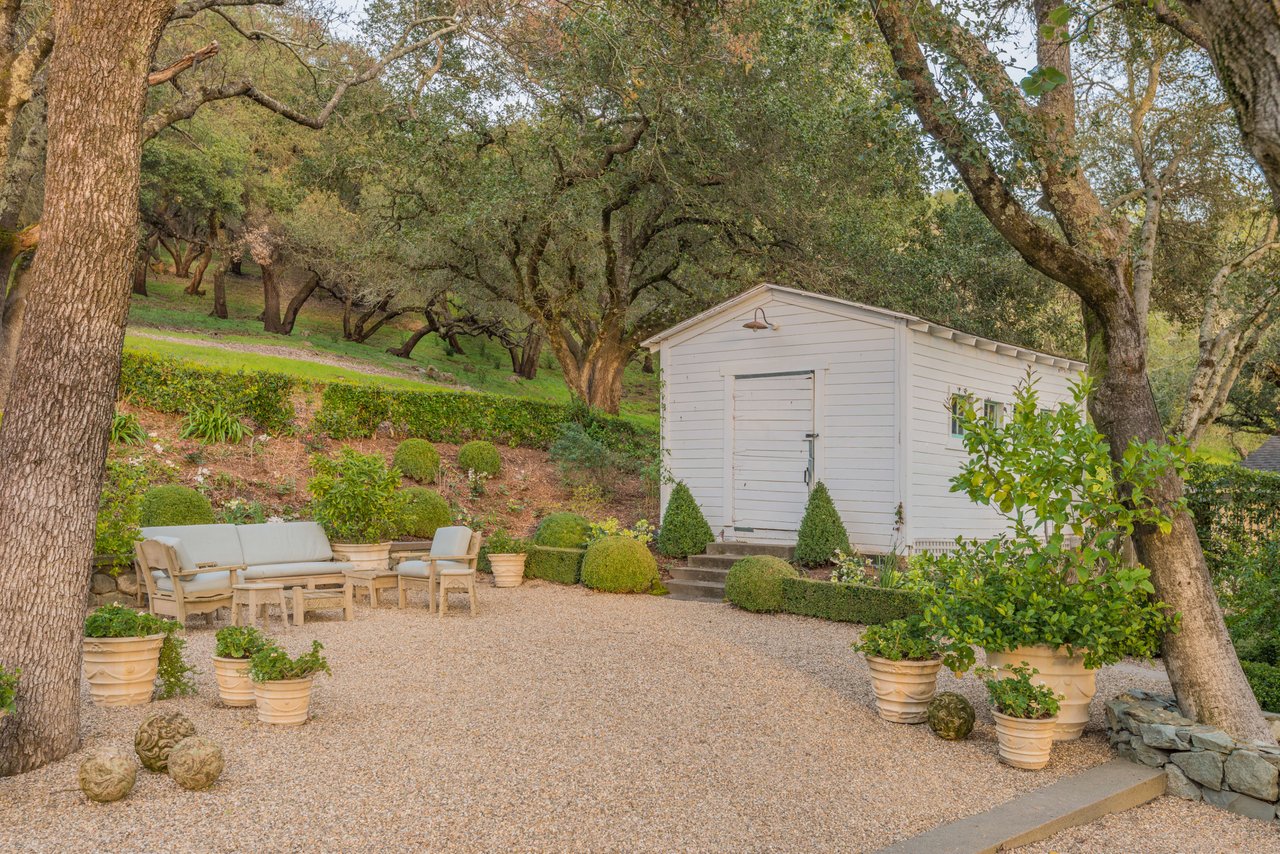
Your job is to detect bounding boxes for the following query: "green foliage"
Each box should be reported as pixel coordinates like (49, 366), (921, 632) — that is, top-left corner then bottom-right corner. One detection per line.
(96, 460), (150, 568)
(851, 617), (940, 662)
(217, 498), (267, 526)
(982, 664), (1061, 720)
(0, 664), (18, 715)
(139, 484), (215, 528)
(457, 440), (502, 477)
(178, 405), (252, 444)
(548, 421), (637, 494)
(249, 640), (331, 683)
(313, 383), (656, 461)
(779, 577), (925, 624)
(120, 352), (295, 432)
(156, 633), (197, 700)
(794, 482), (851, 567)
(484, 530), (529, 555)
(585, 517), (655, 546)
(393, 439), (441, 483)
(581, 535), (660, 594)
(724, 555), (800, 613)
(83, 605), (194, 699)
(1241, 660), (1280, 714)
(400, 487), (451, 539)
(214, 626), (269, 660)
(527, 512), (591, 584)
(309, 448), (405, 543)
(110, 412), (146, 445)
(926, 379), (1181, 672)
(1186, 462), (1280, 577)
(657, 482), (714, 558)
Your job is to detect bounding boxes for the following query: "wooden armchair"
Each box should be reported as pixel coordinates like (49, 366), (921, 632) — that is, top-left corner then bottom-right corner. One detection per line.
(133, 538), (241, 624)
(395, 527), (482, 615)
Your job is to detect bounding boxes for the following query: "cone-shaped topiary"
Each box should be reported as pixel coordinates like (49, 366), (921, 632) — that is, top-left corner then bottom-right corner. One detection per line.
(400, 487), (450, 538)
(393, 439), (441, 483)
(724, 555), (799, 612)
(657, 482), (714, 558)
(794, 481), (850, 567)
(457, 440), (502, 477)
(527, 512), (590, 584)
(139, 485), (215, 527)
(581, 535), (659, 593)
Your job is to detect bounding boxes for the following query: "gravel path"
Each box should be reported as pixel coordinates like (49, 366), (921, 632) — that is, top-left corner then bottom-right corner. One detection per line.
(0, 584), (1275, 852)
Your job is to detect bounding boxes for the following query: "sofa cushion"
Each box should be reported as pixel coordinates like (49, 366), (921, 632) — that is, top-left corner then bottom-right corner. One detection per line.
(430, 526), (473, 559)
(141, 524), (243, 568)
(397, 559), (469, 578)
(151, 569), (233, 596)
(240, 561), (354, 581)
(237, 522), (333, 566)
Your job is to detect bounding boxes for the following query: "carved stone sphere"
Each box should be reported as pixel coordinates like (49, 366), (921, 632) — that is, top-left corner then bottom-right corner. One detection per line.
(928, 691), (976, 741)
(167, 736), (224, 791)
(135, 710), (197, 772)
(78, 747), (138, 803)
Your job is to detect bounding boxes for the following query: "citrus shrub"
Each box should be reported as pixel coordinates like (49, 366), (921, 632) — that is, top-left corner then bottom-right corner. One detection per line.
(393, 439), (440, 483)
(526, 512), (590, 584)
(794, 481), (851, 567)
(457, 440), (502, 476)
(724, 555), (799, 612)
(400, 487), (450, 538)
(581, 535), (659, 593)
(139, 485), (215, 527)
(657, 482), (714, 558)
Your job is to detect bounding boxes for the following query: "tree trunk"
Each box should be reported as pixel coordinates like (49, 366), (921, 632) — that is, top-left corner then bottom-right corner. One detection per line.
(641, 352), (654, 374)
(171, 239), (199, 279)
(229, 256), (242, 276)
(389, 324), (431, 359)
(132, 231), (158, 297)
(0, 0), (173, 776)
(209, 258), (229, 319)
(279, 271), (318, 335)
(261, 260), (284, 333)
(509, 327), (542, 380)
(185, 244), (211, 296)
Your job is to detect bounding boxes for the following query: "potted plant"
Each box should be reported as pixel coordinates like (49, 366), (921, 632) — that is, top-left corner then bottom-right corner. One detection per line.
(250, 640), (331, 726)
(0, 664), (18, 721)
(851, 618), (942, 723)
(924, 380), (1180, 740)
(309, 448), (406, 572)
(983, 664), (1062, 770)
(82, 604), (193, 706)
(212, 626), (269, 707)
(484, 530), (530, 588)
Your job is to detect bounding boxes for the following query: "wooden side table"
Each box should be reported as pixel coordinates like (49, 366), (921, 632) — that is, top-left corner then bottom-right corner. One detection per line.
(345, 569), (400, 608)
(291, 584), (354, 626)
(232, 583), (289, 630)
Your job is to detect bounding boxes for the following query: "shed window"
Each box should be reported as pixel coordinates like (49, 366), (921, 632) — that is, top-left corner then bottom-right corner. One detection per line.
(984, 400), (1004, 425)
(949, 394), (968, 438)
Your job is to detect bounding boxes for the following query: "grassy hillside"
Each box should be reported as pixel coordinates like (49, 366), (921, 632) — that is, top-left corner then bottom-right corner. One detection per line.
(127, 268), (661, 428)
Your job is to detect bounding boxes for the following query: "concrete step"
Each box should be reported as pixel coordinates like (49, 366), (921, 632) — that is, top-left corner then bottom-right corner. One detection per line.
(687, 554), (742, 569)
(669, 565), (730, 583)
(873, 759), (1165, 854)
(664, 578), (726, 602)
(706, 541), (795, 559)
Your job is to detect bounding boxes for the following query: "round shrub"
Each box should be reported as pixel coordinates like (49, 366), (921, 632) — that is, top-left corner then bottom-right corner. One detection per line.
(526, 512), (591, 584)
(400, 487), (450, 539)
(393, 439), (441, 483)
(657, 482), (714, 558)
(457, 440), (502, 477)
(581, 535), (659, 593)
(724, 555), (799, 613)
(139, 485), (215, 528)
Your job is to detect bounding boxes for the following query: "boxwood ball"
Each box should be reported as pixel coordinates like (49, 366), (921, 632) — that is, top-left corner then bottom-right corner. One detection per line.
(78, 747), (138, 803)
(135, 710), (197, 772)
(928, 692), (975, 741)
(167, 736), (225, 791)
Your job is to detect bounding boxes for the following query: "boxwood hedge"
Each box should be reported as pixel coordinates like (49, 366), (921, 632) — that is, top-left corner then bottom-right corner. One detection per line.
(780, 577), (924, 625)
(120, 352), (295, 432)
(1242, 660), (1280, 714)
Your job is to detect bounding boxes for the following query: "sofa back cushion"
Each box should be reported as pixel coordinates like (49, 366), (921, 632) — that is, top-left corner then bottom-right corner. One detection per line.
(237, 521), (333, 566)
(430, 526), (474, 559)
(141, 524), (243, 568)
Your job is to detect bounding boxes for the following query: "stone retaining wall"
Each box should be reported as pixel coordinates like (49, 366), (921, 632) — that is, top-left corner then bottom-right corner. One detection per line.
(87, 558), (138, 608)
(1108, 689), (1280, 824)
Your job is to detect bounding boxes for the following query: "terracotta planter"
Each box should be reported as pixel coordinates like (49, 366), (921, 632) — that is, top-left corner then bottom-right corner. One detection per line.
(986, 645), (1096, 741)
(82, 634), (164, 707)
(489, 554), (527, 588)
(212, 656), (255, 707)
(865, 655), (942, 723)
(332, 542), (392, 573)
(993, 711), (1058, 770)
(254, 677), (315, 726)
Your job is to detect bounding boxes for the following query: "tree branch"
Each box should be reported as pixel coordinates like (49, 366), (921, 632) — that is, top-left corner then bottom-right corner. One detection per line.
(148, 41), (220, 86)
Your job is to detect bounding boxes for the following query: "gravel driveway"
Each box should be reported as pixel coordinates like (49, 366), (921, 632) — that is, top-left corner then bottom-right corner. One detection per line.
(1, 583), (1275, 852)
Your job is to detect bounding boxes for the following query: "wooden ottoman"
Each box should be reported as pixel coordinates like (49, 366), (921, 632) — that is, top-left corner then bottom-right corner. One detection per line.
(231, 583), (289, 631)
(291, 584), (354, 627)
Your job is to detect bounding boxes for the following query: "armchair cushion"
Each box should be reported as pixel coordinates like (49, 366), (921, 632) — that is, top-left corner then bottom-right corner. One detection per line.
(396, 559), (469, 579)
(240, 560), (354, 581)
(429, 526), (474, 559)
(237, 521), (334, 566)
(151, 569), (234, 596)
(141, 524), (243, 569)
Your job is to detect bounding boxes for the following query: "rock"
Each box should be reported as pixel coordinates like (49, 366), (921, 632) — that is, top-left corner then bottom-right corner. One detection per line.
(115, 571), (139, 597)
(1263, 712), (1280, 743)
(89, 573), (116, 595)
(78, 747), (137, 803)
(1140, 723), (1190, 751)
(1201, 787), (1278, 821)
(1191, 729), (1236, 753)
(135, 711), (197, 772)
(927, 692), (975, 741)
(1104, 699), (1129, 732)
(1171, 750), (1225, 790)
(88, 591), (133, 608)
(167, 736), (224, 791)
(1165, 764), (1202, 801)
(1224, 750), (1280, 801)
(1129, 735), (1169, 768)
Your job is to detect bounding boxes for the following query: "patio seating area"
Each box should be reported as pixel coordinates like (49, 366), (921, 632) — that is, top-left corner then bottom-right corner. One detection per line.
(1, 583), (1273, 852)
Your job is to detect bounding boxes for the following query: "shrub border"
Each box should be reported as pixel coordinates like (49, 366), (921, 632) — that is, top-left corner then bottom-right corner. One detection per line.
(779, 577), (924, 625)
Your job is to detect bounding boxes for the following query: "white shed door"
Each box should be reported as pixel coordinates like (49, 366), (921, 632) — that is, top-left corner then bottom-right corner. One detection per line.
(731, 372), (815, 534)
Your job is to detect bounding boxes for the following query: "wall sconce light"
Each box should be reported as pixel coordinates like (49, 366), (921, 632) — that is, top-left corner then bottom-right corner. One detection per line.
(743, 307), (778, 331)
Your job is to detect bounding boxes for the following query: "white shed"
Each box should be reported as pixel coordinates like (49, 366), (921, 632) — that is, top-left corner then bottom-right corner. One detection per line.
(642, 284), (1086, 554)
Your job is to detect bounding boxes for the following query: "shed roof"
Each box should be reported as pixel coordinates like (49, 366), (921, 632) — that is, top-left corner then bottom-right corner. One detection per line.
(642, 283), (1088, 372)
(1241, 436), (1280, 472)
